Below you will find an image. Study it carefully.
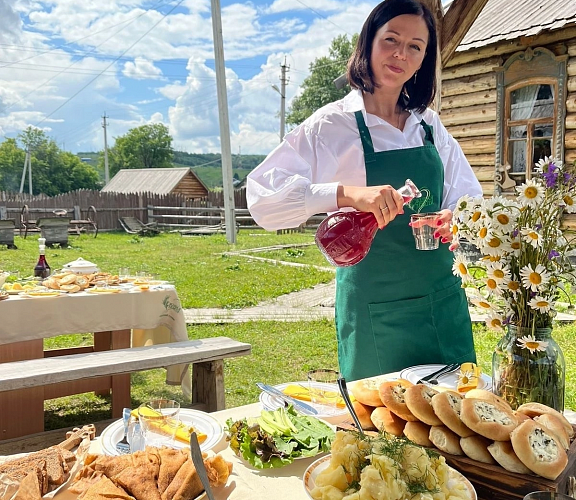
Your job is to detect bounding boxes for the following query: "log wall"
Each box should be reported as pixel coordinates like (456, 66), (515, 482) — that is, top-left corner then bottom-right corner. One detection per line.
(440, 29), (576, 197)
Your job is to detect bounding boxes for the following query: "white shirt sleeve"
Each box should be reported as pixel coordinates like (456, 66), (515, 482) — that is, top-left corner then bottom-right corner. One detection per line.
(246, 124), (340, 231)
(431, 113), (483, 211)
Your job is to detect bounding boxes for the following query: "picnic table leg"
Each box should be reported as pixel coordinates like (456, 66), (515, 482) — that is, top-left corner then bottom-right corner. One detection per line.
(0, 340), (45, 440)
(192, 359), (225, 412)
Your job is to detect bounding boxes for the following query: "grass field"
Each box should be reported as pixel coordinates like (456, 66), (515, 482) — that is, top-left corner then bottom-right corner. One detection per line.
(1, 231), (575, 430)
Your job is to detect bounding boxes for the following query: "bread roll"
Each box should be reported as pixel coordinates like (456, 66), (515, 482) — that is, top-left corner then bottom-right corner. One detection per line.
(404, 384), (442, 426)
(516, 402), (574, 439)
(487, 441), (532, 474)
(429, 425), (464, 455)
(403, 421), (433, 447)
(460, 435), (496, 464)
(378, 380), (417, 421)
(430, 391), (475, 437)
(460, 398), (518, 441)
(513, 411), (531, 423)
(464, 389), (511, 410)
(370, 407), (407, 436)
(349, 378), (385, 407)
(60, 284), (81, 293)
(533, 414), (570, 450)
(352, 401), (377, 431)
(510, 419), (568, 480)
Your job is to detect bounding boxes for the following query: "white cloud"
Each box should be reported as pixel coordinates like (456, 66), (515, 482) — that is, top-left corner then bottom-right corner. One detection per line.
(267, 0), (344, 14)
(123, 57), (163, 80)
(157, 82), (188, 100)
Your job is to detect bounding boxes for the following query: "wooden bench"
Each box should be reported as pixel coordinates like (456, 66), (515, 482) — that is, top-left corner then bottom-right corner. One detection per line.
(0, 337), (251, 434)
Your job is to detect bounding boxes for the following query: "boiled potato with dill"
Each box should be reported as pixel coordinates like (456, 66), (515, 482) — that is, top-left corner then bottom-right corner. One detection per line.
(310, 431), (473, 500)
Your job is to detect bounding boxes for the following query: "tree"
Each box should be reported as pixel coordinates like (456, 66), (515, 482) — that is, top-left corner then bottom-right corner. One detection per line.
(286, 34), (358, 126)
(102, 123), (174, 177)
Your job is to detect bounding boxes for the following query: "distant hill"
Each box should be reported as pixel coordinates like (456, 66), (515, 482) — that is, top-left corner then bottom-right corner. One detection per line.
(77, 151), (266, 190)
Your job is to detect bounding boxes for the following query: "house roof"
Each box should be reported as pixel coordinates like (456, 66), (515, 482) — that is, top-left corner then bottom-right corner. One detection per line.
(456, 0), (576, 52)
(101, 167), (208, 194)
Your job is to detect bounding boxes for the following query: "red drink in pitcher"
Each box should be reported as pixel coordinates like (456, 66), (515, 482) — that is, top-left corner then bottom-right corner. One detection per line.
(315, 179), (421, 267)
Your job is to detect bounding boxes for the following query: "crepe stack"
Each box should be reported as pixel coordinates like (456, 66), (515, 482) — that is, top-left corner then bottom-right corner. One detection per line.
(69, 446), (232, 500)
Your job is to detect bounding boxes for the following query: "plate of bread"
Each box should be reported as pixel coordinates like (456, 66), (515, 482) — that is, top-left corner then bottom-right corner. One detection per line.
(100, 408), (224, 456)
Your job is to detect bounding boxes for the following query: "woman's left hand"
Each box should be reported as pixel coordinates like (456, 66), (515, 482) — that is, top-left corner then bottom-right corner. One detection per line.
(431, 209), (458, 250)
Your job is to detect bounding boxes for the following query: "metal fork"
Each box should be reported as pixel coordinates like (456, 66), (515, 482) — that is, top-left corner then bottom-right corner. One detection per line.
(421, 363), (460, 385)
(115, 408), (131, 454)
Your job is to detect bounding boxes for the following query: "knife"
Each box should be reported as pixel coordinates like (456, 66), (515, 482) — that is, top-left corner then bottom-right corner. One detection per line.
(256, 383), (319, 415)
(189, 431), (216, 500)
(416, 363), (460, 385)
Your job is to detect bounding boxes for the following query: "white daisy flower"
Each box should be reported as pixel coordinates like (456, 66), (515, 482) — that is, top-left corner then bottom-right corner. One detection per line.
(485, 311), (504, 331)
(475, 223), (494, 248)
(486, 261), (510, 284)
(520, 264), (550, 292)
(516, 335), (549, 354)
(452, 255), (472, 283)
(521, 227), (543, 249)
(481, 234), (507, 257)
(483, 276), (502, 296)
(504, 280), (521, 296)
(516, 179), (545, 207)
(490, 208), (517, 233)
(528, 295), (554, 313)
(471, 296), (494, 311)
(562, 193), (576, 213)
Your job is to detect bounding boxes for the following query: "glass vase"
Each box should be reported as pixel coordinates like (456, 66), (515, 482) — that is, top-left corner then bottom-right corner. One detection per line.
(492, 325), (565, 411)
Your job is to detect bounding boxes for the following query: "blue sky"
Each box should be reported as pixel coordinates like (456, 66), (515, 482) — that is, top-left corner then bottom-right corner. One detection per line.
(0, 0), (379, 155)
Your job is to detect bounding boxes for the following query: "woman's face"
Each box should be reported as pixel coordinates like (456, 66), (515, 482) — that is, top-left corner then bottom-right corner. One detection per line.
(369, 14), (429, 92)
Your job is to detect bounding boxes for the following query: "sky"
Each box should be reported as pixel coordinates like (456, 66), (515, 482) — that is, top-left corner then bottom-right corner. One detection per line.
(0, 0), (385, 156)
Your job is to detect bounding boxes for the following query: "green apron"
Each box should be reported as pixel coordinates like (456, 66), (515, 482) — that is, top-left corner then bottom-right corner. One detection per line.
(335, 111), (476, 381)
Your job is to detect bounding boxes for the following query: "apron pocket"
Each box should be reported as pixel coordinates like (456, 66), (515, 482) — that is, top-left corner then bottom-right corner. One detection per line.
(367, 281), (474, 373)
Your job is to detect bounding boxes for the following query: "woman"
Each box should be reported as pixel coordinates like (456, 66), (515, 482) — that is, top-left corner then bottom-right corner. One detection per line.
(247, 0), (482, 381)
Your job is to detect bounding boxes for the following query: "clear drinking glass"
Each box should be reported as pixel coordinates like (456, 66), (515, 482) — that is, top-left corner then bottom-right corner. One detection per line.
(410, 212), (441, 250)
(137, 399), (181, 448)
(307, 369), (341, 415)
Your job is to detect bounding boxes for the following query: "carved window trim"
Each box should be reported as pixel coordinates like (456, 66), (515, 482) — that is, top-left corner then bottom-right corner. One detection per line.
(494, 47), (568, 194)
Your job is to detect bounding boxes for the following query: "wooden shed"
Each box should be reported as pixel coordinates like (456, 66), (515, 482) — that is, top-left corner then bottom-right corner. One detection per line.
(439, 0), (576, 197)
(101, 167), (209, 200)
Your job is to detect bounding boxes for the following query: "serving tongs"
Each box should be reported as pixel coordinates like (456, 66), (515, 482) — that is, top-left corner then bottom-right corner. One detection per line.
(337, 377), (365, 437)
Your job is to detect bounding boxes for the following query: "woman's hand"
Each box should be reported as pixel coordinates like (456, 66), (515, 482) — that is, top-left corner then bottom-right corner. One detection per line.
(410, 209), (458, 251)
(337, 185), (405, 229)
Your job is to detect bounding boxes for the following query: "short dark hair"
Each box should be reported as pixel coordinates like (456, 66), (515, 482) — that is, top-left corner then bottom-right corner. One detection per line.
(347, 0), (437, 113)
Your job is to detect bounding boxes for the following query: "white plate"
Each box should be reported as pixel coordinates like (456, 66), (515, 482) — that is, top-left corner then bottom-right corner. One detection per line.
(303, 454), (477, 500)
(100, 408), (224, 456)
(399, 364), (492, 391)
(259, 381), (349, 425)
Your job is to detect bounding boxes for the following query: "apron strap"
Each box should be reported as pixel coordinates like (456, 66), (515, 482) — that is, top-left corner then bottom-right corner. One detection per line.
(354, 111), (374, 155)
(420, 119), (435, 145)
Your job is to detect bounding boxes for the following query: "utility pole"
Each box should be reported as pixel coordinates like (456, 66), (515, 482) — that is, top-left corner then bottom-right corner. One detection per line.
(272, 58), (289, 142)
(210, 0), (236, 244)
(102, 113), (110, 185)
(19, 149), (31, 194)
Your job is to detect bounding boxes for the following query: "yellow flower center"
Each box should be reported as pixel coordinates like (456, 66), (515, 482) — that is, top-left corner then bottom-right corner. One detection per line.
(528, 232), (538, 241)
(472, 212), (481, 222)
(508, 281), (520, 291)
(478, 301), (491, 309)
(488, 237), (501, 248)
(524, 186), (538, 199)
(493, 269), (505, 279)
(511, 241), (521, 250)
(491, 318), (502, 328)
(496, 214), (510, 225)
(536, 300), (548, 307)
(529, 272), (542, 285)
(479, 227), (488, 238)
(452, 225), (458, 235)
(526, 341), (539, 350)
(563, 195), (574, 207)
(486, 278), (498, 289)
(458, 263), (468, 275)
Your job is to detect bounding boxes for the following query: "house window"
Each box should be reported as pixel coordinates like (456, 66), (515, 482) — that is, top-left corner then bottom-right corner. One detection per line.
(495, 47), (568, 193)
(506, 82), (555, 183)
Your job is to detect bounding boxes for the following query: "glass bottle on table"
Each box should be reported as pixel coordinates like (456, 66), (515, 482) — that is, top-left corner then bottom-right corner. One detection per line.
(315, 179), (422, 267)
(34, 237), (51, 279)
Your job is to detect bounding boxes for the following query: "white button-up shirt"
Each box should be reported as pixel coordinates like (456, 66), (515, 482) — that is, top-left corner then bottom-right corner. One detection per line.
(247, 89), (483, 231)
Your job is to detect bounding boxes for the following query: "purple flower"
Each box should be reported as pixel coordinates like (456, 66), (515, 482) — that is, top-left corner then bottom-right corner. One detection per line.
(548, 249), (560, 260)
(542, 168), (559, 188)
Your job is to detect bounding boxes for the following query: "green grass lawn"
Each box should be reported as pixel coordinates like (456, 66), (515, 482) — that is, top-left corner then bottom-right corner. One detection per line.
(1, 231), (575, 430)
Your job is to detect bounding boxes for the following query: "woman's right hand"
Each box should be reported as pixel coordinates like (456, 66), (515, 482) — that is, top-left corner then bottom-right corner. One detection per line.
(337, 185), (405, 229)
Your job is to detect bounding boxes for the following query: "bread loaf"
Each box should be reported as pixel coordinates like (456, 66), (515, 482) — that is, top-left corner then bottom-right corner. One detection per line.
(516, 402), (574, 439)
(429, 425), (464, 455)
(378, 380), (417, 421)
(487, 440), (532, 474)
(464, 389), (511, 409)
(349, 378), (385, 407)
(430, 391), (475, 437)
(460, 435), (496, 464)
(510, 419), (568, 480)
(370, 407), (407, 436)
(352, 400), (377, 431)
(404, 384), (442, 426)
(460, 398), (518, 441)
(403, 421), (433, 447)
(533, 414), (570, 450)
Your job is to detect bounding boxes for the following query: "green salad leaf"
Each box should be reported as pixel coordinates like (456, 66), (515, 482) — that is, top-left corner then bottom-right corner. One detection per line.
(225, 406), (334, 468)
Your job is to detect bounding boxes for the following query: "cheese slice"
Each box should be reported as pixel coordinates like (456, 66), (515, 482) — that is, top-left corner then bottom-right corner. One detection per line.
(457, 362), (482, 393)
(131, 407), (207, 444)
(282, 384), (353, 408)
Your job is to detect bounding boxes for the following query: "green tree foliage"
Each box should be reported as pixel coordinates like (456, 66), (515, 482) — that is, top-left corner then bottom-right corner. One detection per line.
(0, 129), (99, 194)
(102, 123), (174, 177)
(286, 34), (357, 126)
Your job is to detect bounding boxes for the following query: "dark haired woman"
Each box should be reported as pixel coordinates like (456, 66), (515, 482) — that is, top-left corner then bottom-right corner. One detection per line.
(247, 0), (482, 381)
